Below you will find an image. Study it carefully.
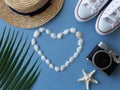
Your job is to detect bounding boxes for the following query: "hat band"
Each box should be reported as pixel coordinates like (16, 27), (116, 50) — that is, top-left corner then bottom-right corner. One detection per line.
(9, 0), (51, 17)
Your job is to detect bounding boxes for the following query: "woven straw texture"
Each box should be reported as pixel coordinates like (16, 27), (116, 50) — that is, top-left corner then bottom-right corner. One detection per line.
(0, 0), (64, 28)
(4, 0), (49, 13)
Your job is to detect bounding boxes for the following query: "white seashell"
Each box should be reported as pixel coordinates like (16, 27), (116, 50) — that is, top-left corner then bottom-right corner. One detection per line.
(46, 29), (51, 34)
(49, 64), (54, 69)
(39, 27), (46, 32)
(61, 65), (66, 71)
(34, 30), (40, 38)
(46, 59), (51, 65)
(77, 47), (82, 53)
(41, 55), (46, 61)
(55, 66), (60, 72)
(74, 52), (79, 58)
(65, 61), (70, 67)
(57, 33), (63, 39)
(38, 50), (43, 56)
(69, 57), (75, 63)
(63, 29), (70, 35)
(76, 31), (83, 39)
(70, 28), (77, 33)
(34, 45), (39, 51)
(51, 33), (57, 39)
(78, 39), (84, 46)
(31, 38), (36, 45)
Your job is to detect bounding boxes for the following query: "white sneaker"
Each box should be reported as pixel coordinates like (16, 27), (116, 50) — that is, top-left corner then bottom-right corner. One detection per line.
(96, 0), (120, 35)
(74, 0), (109, 22)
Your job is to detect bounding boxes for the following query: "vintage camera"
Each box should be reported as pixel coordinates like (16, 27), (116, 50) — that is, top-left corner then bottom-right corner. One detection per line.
(87, 42), (120, 76)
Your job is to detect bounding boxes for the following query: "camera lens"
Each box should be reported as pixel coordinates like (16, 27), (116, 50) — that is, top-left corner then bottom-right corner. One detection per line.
(92, 50), (112, 70)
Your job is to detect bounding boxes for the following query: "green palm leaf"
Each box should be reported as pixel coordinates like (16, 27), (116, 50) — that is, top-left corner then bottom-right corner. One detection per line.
(0, 28), (41, 90)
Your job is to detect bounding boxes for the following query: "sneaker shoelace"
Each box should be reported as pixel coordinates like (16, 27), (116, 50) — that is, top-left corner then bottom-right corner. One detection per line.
(103, 0), (120, 28)
(82, 0), (104, 14)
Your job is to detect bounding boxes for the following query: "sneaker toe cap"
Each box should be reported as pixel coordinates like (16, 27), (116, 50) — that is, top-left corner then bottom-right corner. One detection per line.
(96, 18), (113, 35)
(75, 5), (92, 22)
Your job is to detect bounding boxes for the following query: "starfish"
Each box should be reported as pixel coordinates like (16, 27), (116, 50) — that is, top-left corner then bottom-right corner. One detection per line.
(77, 69), (98, 90)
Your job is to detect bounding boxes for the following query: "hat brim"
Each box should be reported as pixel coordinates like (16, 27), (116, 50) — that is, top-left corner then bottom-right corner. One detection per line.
(0, 0), (64, 28)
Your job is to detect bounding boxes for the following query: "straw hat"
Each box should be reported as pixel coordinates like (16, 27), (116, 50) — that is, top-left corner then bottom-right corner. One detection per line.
(0, 0), (64, 28)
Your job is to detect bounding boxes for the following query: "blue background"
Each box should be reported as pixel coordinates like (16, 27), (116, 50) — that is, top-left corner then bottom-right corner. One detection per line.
(1, 0), (120, 90)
